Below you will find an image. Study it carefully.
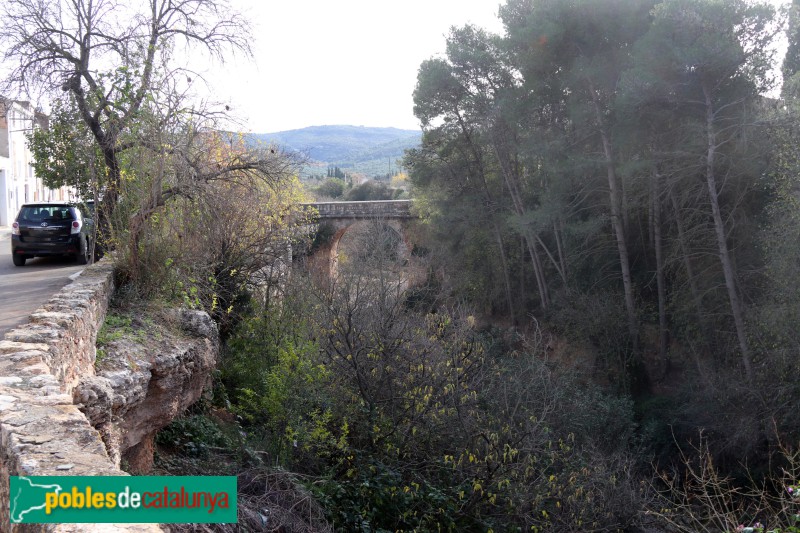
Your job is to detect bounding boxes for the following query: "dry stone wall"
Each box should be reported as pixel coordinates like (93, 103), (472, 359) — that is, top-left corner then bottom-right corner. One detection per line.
(0, 259), (165, 532)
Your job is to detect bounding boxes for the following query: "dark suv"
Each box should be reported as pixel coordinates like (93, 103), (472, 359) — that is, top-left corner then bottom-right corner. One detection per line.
(10, 203), (94, 267)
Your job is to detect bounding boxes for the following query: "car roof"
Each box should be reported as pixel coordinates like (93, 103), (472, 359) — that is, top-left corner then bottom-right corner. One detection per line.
(20, 203), (77, 208)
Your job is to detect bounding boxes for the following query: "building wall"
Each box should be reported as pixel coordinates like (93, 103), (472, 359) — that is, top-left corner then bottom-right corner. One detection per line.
(0, 99), (73, 226)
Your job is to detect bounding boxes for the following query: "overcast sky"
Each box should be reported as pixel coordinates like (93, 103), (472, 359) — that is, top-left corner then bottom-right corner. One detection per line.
(3, 0), (786, 134)
(204, 0), (506, 133)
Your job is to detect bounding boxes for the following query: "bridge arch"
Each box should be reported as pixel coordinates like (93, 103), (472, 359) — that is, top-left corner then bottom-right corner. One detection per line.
(301, 200), (420, 282)
(329, 219), (409, 278)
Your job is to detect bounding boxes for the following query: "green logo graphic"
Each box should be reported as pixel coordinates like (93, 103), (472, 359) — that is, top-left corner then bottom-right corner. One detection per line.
(9, 476), (237, 524)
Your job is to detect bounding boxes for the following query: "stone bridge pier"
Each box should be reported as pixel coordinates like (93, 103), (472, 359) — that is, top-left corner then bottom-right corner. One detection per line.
(301, 200), (422, 282)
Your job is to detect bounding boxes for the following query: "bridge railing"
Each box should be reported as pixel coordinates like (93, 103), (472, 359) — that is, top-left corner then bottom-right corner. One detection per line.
(302, 200), (413, 219)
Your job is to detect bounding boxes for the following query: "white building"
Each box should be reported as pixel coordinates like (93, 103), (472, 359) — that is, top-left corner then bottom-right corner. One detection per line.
(0, 98), (74, 226)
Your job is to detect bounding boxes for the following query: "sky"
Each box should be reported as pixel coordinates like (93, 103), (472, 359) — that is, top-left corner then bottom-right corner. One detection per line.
(1, 0), (788, 134)
(203, 0), (506, 133)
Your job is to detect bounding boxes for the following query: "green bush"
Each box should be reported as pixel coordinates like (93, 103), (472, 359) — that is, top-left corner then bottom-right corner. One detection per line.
(220, 304), (329, 465)
(315, 178), (346, 199)
(309, 457), (474, 532)
(156, 414), (236, 457)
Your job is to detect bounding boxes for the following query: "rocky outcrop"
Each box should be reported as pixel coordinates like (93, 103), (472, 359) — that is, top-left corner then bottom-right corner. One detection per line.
(74, 309), (218, 473)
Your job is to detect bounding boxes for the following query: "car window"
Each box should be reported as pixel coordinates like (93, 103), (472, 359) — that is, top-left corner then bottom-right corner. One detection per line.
(18, 207), (39, 222)
(18, 206), (76, 222)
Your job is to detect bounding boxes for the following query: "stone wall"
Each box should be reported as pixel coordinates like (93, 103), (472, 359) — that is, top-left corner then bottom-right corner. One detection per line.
(0, 259), (162, 532)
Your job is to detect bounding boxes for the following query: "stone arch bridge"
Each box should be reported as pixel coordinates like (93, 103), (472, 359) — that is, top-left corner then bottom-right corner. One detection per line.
(300, 200), (419, 280)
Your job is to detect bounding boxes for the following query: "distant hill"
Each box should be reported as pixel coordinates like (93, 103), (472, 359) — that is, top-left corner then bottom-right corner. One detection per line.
(251, 125), (422, 178)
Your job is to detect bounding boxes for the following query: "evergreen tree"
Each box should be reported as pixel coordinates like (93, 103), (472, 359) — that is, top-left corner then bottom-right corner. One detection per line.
(783, 0), (800, 97)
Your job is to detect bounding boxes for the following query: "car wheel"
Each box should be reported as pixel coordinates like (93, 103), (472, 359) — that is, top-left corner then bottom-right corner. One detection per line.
(76, 237), (90, 265)
(12, 253), (26, 267)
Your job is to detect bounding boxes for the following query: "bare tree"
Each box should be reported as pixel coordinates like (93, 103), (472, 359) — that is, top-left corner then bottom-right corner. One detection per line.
(115, 86), (309, 314)
(1, 0), (251, 224)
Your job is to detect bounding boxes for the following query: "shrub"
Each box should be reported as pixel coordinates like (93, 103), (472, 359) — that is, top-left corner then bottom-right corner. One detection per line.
(649, 437), (800, 533)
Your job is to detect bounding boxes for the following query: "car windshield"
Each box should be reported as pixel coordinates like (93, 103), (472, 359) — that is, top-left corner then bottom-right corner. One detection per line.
(18, 206), (75, 222)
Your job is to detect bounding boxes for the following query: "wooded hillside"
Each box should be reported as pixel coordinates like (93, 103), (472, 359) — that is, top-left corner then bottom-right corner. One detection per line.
(252, 125), (421, 176)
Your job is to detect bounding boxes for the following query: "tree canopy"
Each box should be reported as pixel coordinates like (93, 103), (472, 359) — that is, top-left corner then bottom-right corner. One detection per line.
(2, 0), (252, 230)
(406, 0), (781, 390)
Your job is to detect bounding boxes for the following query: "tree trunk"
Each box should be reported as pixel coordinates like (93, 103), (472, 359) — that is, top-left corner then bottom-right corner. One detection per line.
(530, 238), (550, 309)
(622, 170), (631, 237)
(491, 218), (517, 325)
(601, 127), (638, 350)
(519, 235), (526, 306)
(454, 114), (520, 320)
(702, 82), (753, 381)
(587, 80), (638, 351)
(490, 136), (564, 307)
(652, 170), (669, 375)
(71, 80), (121, 255)
(554, 219), (568, 281)
(670, 191), (705, 328)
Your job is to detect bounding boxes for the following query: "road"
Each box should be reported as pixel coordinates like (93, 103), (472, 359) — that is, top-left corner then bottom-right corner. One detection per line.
(0, 229), (86, 337)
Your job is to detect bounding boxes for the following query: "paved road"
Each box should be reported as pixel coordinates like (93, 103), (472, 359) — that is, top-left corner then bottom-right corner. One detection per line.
(0, 227), (86, 337)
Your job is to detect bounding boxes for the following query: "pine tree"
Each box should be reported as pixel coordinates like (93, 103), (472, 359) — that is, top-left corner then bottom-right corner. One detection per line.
(783, 0), (800, 97)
